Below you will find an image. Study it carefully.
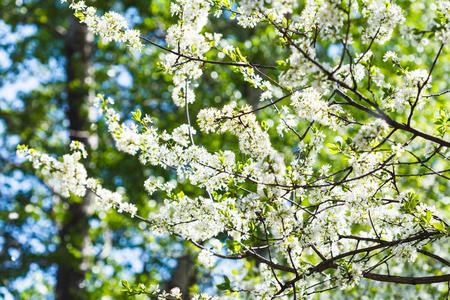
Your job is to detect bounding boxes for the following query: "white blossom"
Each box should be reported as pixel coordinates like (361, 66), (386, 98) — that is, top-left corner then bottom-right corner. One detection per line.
(291, 87), (342, 129)
(66, 1), (143, 51)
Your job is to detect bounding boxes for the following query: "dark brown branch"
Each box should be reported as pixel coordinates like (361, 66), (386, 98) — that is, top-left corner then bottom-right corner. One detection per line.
(215, 90), (297, 121)
(407, 44), (444, 125)
(424, 89), (450, 98)
(139, 35), (276, 70)
(418, 249), (450, 267)
(363, 273), (450, 284)
(335, 89), (450, 148)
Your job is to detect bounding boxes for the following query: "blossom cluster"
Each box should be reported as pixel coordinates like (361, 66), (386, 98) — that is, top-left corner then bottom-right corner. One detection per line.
(290, 87), (343, 130)
(353, 119), (389, 150)
(64, 0), (143, 51)
(162, 0), (215, 107)
(300, 0), (345, 40)
(17, 142), (137, 217)
(385, 68), (431, 112)
(197, 102), (276, 158)
(362, 0), (405, 44)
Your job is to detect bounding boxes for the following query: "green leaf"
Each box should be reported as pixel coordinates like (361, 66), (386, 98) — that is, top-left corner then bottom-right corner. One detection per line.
(131, 108), (142, 122)
(217, 275), (231, 290)
(226, 239), (241, 253)
(327, 143), (341, 154)
(121, 280), (130, 289)
(432, 222), (445, 233)
(426, 210), (432, 223)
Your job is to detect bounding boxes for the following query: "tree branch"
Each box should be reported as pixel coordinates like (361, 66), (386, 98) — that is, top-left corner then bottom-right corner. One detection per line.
(363, 273), (450, 284)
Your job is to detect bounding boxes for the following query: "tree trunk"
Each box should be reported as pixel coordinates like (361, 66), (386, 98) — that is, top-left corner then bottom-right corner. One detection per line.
(55, 16), (93, 300)
(167, 254), (197, 300)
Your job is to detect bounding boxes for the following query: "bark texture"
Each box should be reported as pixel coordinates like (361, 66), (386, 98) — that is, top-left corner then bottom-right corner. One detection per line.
(55, 17), (93, 300)
(167, 255), (197, 300)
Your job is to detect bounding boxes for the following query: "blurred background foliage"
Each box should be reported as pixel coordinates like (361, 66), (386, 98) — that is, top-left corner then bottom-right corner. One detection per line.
(0, 0), (448, 299)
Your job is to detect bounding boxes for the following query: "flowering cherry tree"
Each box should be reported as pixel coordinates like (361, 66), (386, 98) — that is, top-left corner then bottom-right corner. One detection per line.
(18, 0), (449, 298)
